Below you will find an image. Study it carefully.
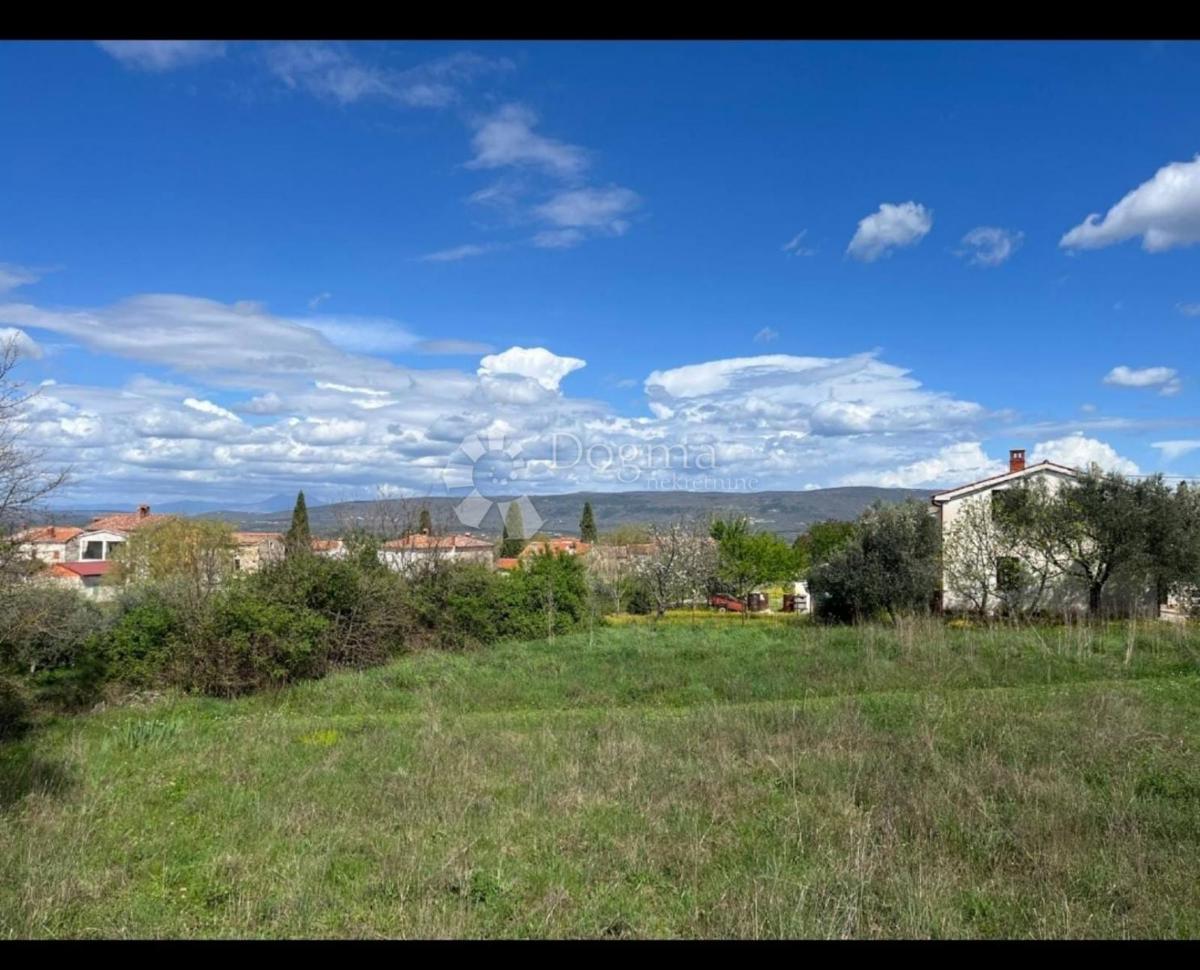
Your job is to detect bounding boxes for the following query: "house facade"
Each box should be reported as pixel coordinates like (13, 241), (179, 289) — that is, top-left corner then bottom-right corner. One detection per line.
(233, 532), (285, 573)
(378, 533), (494, 573)
(932, 450), (1079, 614)
(12, 525), (83, 564)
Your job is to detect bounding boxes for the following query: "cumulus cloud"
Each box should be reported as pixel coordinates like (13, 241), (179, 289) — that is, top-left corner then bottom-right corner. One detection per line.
(97, 41), (226, 72)
(1103, 365), (1182, 396)
(847, 202), (933, 262)
(1030, 433), (1139, 475)
(840, 442), (1003, 488)
(1061, 155), (1200, 253)
(0, 291), (1056, 505)
(1152, 440), (1200, 463)
(0, 326), (42, 359)
(478, 346), (586, 392)
(466, 103), (588, 178)
(957, 226), (1023, 267)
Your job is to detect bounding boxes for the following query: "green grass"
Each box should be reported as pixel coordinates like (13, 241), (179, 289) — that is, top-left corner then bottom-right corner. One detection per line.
(3, 618), (1200, 938)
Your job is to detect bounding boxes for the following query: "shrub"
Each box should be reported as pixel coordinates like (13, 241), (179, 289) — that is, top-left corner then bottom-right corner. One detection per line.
(177, 586), (329, 697)
(0, 676), (30, 740)
(0, 584), (105, 675)
(95, 586), (184, 688)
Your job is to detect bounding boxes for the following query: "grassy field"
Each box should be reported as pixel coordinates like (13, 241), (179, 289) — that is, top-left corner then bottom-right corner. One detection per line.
(3, 617), (1200, 938)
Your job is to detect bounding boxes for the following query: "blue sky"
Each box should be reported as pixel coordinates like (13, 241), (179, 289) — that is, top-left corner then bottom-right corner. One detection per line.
(2, 40), (1199, 506)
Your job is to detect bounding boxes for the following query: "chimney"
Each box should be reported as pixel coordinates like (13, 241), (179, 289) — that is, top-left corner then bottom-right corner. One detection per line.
(137, 504), (151, 519)
(1009, 449), (1026, 474)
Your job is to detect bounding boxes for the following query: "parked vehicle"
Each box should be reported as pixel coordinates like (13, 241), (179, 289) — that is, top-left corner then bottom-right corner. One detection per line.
(709, 593), (745, 613)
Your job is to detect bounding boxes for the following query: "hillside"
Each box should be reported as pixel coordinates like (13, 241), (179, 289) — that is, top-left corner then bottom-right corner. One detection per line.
(44, 487), (931, 539)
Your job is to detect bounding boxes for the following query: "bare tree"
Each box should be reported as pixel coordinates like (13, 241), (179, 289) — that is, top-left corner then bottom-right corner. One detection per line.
(1, 335), (69, 583)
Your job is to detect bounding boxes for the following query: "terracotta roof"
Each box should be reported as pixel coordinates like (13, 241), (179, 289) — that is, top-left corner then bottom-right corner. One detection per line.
(930, 460), (1078, 504)
(85, 509), (172, 534)
(58, 560), (114, 578)
(495, 557), (520, 570)
(381, 533), (494, 551)
(233, 531), (283, 546)
(311, 539), (345, 552)
(519, 538), (592, 557)
(48, 563), (81, 580)
(13, 525), (83, 543)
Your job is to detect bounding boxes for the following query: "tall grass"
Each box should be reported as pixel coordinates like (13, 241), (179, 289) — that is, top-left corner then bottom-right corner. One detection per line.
(2, 620), (1198, 938)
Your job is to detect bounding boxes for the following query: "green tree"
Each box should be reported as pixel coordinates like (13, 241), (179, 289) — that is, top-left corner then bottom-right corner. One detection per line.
(110, 518), (237, 611)
(709, 516), (799, 610)
(579, 501), (597, 543)
(809, 500), (940, 623)
(284, 490), (311, 558)
(794, 520), (856, 573)
(500, 502), (526, 558)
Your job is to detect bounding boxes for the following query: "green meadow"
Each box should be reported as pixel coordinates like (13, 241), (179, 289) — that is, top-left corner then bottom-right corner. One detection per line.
(3, 617), (1200, 938)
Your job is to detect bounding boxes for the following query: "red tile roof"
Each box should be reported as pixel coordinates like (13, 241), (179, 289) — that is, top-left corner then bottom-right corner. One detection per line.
(58, 560), (114, 578)
(381, 533), (494, 551)
(85, 508), (172, 534)
(13, 525), (83, 543)
(519, 538), (592, 557)
(495, 557), (520, 570)
(310, 538), (345, 552)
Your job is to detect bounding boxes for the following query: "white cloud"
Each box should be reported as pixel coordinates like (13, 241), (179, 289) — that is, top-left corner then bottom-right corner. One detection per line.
(0, 263), (42, 294)
(97, 41), (226, 72)
(531, 229), (586, 249)
(0, 326), (42, 359)
(754, 327), (779, 344)
(1030, 433), (1139, 475)
(534, 186), (639, 232)
(957, 226), (1023, 267)
(308, 291), (332, 310)
(1061, 155), (1200, 253)
(847, 201), (933, 262)
(840, 442), (1003, 488)
(1103, 365), (1182, 396)
(419, 243), (502, 263)
(466, 103), (588, 178)
(781, 231), (815, 257)
(265, 45), (506, 108)
(301, 315), (420, 354)
(1177, 302), (1200, 317)
(1152, 440), (1200, 462)
(477, 346), (586, 392)
(183, 398), (242, 422)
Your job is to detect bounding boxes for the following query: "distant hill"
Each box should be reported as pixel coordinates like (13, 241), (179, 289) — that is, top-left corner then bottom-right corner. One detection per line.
(115, 487), (933, 541)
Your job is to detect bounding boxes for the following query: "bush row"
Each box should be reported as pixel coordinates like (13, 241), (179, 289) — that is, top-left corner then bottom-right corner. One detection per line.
(0, 550), (591, 716)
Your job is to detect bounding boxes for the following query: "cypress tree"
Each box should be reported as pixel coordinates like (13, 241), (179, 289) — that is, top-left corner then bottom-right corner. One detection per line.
(579, 501), (597, 543)
(501, 502), (526, 558)
(418, 507), (433, 535)
(285, 490), (312, 557)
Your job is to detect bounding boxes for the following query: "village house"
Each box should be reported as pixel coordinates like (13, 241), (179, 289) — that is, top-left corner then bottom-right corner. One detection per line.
(519, 537), (591, 559)
(378, 532), (495, 573)
(74, 505), (172, 562)
(311, 538), (348, 559)
(233, 532), (285, 573)
(43, 560), (116, 600)
(932, 449), (1078, 614)
(12, 525), (83, 564)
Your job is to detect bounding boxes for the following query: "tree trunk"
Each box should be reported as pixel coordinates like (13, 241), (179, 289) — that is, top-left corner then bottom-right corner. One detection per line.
(1088, 582), (1103, 618)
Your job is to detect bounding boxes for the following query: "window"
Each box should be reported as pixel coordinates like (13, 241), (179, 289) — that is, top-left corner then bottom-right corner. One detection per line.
(996, 556), (1022, 592)
(990, 488), (1022, 524)
(82, 541), (104, 560)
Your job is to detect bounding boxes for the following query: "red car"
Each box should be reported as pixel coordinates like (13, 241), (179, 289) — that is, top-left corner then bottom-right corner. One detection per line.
(709, 594), (745, 613)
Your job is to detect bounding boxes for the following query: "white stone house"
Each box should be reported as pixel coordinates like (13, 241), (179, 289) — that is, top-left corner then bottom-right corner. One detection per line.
(378, 533), (495, 574)
(932, 449), (1079, 614)
(12, 525), (84, 564)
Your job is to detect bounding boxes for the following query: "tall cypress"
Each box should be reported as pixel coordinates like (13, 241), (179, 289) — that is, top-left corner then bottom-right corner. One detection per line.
(285, 490), (311, 557)
(500, 502), (526, 558)
(418, 507), (433, 535)
(579, 501), (597, 543)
